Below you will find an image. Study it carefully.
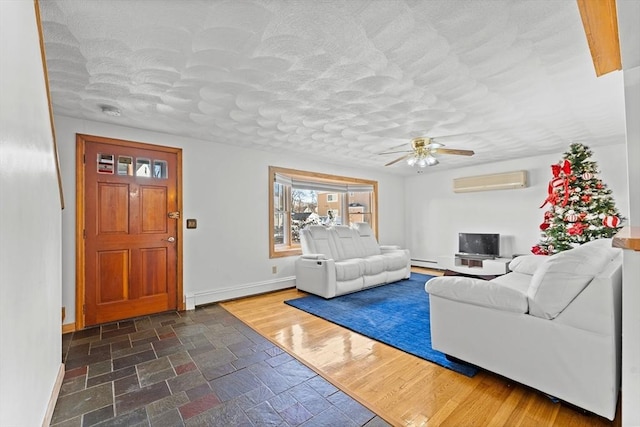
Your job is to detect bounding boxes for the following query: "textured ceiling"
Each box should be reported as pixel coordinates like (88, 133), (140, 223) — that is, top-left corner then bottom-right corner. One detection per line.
(39, 0), (626, 174)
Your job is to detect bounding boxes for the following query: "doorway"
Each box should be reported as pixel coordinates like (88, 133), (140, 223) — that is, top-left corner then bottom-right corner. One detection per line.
(76, 134), (183, 328)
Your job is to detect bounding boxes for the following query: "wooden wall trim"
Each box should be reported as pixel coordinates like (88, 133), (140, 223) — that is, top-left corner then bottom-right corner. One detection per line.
(613, 226), (640, 251)
(577, 0), (622, 76)
(34, 0), (64, 209)
(41, 363), (64, 427)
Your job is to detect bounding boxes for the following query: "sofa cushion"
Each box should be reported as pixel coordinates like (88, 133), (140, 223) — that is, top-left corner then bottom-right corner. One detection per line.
(382, 251), (408, 271)
(335, 259), (364, 281)
(352, 222), (382, 256)
(331, 226), (364, 260)
(361, 255), (387, 276)
(426, 276), (528, 313)
(509, 255), (548, 275)
(577, 238), (620, 260)
(490, 271), (532, 295)
(527, 239), (614, 319)
(303, 226), (336, 259)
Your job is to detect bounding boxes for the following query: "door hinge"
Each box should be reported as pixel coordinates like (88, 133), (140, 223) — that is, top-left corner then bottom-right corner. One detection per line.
(83, 229), (86, 239)
(83, 153), (86, 164)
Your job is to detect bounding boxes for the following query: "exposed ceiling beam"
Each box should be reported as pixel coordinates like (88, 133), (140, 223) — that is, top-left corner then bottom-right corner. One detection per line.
(577, 0), (622, 76)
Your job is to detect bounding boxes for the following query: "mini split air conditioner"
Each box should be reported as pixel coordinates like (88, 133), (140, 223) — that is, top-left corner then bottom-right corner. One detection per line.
(453, 170), (527, 193)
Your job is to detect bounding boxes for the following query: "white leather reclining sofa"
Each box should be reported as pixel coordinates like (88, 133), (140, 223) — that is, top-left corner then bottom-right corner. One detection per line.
(425, 238), (622, 420)
(295, 222), (410, 298)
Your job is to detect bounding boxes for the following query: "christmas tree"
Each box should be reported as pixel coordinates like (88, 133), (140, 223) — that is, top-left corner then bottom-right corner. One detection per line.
(532, 143), (623, 255)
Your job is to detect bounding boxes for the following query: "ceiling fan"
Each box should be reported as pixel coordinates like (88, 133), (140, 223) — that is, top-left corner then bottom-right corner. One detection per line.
(379, 137), (474, 167)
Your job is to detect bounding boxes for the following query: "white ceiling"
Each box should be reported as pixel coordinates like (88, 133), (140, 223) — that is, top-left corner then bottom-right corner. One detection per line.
(39, 0), (626, 175)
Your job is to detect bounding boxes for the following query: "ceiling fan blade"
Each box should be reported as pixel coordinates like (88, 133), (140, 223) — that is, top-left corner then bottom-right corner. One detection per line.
(377, 142), (409, 154)
(385, 154), (412, 166)
(435, 148), (475, 156)
(378, 149), (412, 155)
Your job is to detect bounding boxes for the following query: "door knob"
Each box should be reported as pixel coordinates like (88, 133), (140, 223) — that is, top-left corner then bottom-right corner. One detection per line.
(164, 236), (176, 242)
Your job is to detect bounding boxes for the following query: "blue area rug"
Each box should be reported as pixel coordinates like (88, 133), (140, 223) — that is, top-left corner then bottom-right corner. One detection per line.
(285, 273), (478, 377)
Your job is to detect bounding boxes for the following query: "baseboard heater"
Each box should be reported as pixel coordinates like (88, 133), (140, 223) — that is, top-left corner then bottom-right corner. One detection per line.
(411, 259), (443, 269)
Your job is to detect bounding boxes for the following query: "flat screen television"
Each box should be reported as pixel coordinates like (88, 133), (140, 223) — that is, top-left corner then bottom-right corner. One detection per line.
(458, 233), (500, 258)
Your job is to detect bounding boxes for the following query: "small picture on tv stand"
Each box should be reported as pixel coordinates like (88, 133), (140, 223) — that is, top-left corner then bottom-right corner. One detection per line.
(458, 233), (500, 258)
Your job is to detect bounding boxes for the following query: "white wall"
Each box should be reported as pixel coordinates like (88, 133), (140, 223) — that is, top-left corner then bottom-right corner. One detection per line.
(55, 116), (406, 323)
(0, 2), (63, 425)
(404, 144), (629, 266)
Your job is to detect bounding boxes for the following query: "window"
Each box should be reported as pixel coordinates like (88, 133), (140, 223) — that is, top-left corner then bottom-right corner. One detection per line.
(269, 166), (377, 258)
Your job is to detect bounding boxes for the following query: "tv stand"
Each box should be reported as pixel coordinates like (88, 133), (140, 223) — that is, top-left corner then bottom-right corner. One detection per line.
(437, 255), (511, 276)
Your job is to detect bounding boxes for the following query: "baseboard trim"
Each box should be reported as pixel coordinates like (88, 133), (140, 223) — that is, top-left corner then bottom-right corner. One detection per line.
(62, 322), (75, 334)
(187, 276), (296, 309)
(42, 363), (65, 427)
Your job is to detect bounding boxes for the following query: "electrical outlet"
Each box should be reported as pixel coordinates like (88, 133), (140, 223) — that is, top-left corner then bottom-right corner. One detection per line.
(272, 266), (277, 274)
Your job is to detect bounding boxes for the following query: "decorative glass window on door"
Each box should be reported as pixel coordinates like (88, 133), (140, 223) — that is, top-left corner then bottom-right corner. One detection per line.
(136, 158), (151, 177)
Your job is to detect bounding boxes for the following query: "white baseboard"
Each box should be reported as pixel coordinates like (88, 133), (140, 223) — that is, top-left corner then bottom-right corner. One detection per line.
(186, 276), (296, 309)
(42, 363), (65, 427)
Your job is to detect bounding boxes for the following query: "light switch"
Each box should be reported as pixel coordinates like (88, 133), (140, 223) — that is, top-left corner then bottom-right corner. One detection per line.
(186, 219), (197, 229)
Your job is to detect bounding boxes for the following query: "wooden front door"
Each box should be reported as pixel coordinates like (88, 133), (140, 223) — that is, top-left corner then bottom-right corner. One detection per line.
(77, 134), (182, 327)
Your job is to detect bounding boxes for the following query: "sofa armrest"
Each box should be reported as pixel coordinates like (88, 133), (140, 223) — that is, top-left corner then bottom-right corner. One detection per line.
(425, 276), (528, 313)
(295, 257), (337, 298)
(300, 254), (329, 260)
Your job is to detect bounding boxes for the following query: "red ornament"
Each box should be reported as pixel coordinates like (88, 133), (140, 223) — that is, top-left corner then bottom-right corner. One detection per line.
(567, 222), (587, 236)
(540, 222), (550, 230)
(579, 212), (588, 219)
(551, 177), (564, 188)
(581, 195), (591, 203)
(603, 216), (620, 228)
(582, 172), (593, 180)
(544, 211), (554, 220)
(596, 182), (603, 189)
(570, 175), (577, 182)
(531, 245), (548, 255)
(565, 214), (579, 222)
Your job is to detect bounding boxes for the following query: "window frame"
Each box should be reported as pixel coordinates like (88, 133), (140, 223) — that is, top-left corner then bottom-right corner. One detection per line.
(269, 166), (378, 258)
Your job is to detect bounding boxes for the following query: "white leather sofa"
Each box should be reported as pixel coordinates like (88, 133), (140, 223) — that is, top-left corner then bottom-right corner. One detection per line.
(295, 222), (410, 298)
(425, 238), (622, 420)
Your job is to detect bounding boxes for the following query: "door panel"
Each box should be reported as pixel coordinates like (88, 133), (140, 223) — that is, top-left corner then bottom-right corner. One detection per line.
(79, 134), (181, 327)
(140, 248), (167, 297)
(141, 186), (168, 233)
(97, 250), (128, 303)
(98, 183), (129, 234)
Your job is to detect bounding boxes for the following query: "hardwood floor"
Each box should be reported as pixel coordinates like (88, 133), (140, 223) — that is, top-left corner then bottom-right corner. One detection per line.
(220, 268), (612, 426)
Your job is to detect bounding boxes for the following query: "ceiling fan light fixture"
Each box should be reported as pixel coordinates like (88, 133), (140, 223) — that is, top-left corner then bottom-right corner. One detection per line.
(417, 158), (427, 167)
(426, 155), (439, 166)
(407, 157), (417, 166)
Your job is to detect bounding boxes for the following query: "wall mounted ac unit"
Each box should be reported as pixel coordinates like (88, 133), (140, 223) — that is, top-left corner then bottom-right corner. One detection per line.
(453, 170), (527, 193)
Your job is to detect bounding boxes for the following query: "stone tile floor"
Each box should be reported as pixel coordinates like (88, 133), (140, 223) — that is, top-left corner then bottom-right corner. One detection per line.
(52, 304), (391, 426)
